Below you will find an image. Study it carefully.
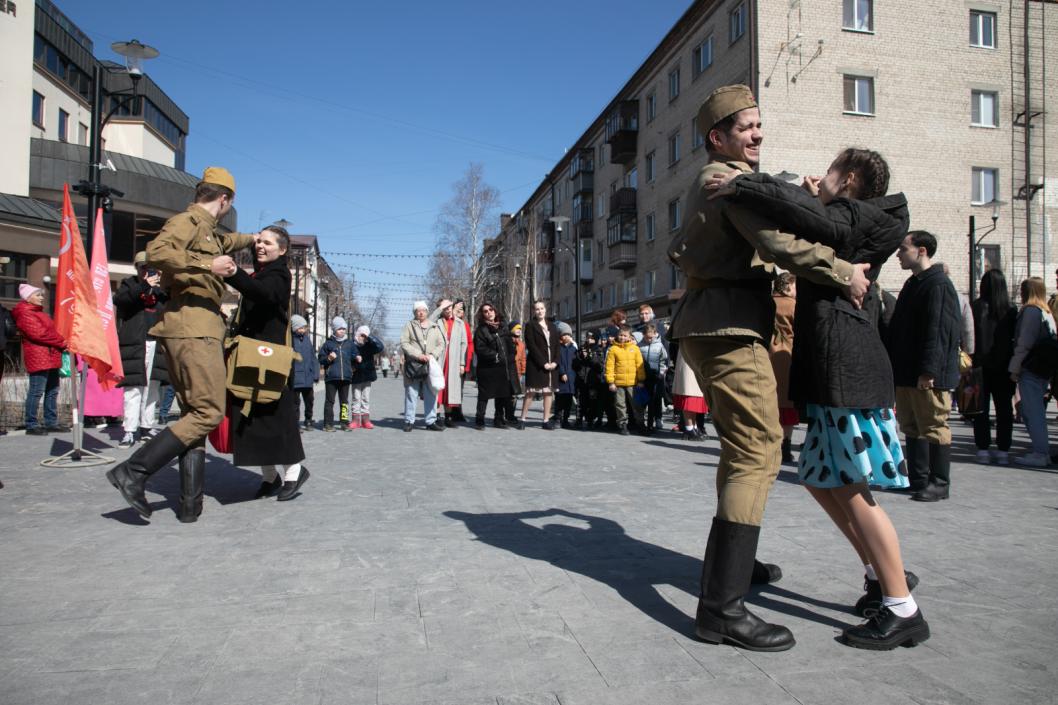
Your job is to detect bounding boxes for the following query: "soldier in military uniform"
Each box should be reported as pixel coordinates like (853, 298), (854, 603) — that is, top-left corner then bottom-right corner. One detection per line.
(668, 85), (870, 651)
(107, 167), (257, 523)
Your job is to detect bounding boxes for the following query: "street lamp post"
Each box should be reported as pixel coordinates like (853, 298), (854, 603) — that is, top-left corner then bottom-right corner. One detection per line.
(550, 216), (578, 342)
(967, 199), (1005, 301)
(75, 40), (158, 254)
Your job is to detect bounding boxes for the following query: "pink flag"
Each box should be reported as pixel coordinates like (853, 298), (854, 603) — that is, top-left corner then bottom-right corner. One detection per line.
(88, 208), (124, 390)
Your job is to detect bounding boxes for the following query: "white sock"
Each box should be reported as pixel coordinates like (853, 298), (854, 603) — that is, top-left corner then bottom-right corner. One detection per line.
(282, 463), (302, 482)
(864, 564), (878, 581)
(882, 594), (918, 618)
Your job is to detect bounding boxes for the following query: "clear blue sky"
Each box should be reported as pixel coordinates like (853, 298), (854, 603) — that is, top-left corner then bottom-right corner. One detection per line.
(72, 0), (692, 332)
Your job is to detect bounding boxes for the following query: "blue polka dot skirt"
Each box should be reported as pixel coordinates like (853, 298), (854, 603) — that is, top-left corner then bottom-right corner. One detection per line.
(797, 405), (909, 490)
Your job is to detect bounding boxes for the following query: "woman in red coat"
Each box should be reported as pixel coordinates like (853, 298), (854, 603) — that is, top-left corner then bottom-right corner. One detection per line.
(12, 284), (66, 434)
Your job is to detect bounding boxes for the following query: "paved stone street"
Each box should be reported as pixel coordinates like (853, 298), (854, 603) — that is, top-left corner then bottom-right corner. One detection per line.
(1, 378), (1056, 705)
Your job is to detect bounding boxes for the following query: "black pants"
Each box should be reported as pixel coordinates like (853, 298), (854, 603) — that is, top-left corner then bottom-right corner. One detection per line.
(973, 367), (1015, 451)
(296, 386), (314, 423)
(324, 380), (351, 426)
(644, 373), (664, 428)
(476, 395), (514, 425)
(555, 393), (574, 422)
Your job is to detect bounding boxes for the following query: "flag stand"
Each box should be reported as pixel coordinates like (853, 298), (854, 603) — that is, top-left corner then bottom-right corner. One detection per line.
(40, 360), (114, 469)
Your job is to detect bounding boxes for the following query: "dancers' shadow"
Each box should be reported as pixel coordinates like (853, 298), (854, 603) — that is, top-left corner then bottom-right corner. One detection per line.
(443, 507), (852, 634)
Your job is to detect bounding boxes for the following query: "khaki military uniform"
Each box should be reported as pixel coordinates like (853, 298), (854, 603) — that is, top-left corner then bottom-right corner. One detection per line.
(669, 160), (855, 526)
(147, 204), (255, 447)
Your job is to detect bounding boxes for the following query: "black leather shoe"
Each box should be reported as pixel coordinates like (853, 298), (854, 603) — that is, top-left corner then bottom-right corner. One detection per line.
(910, 483), (949, 502)
(514, 420), (525, 430)
(444, 416), (456, 428)
(255, 477), (283, 499)
(25, 427), (48, 436)
(277, 467), (310, 501)
(854, 571), (919, 617)
(543, 421), (556, 430)
(750, 560), (783, 585)
(842, 606), (930, 650)
(428, 422), (445, 431)
(474, 420), (485, 430)
(403, 423), (413, 432)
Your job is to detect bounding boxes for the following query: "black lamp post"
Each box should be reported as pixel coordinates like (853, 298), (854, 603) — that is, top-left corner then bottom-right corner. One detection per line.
(550, 216), (579, 343)
(74, 40), (158, 254)
(967, 199), (1005, 301)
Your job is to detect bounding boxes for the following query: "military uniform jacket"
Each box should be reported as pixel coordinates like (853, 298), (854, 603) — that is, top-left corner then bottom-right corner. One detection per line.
(146, 204), (255, 340)
(667, 159), (855, 342)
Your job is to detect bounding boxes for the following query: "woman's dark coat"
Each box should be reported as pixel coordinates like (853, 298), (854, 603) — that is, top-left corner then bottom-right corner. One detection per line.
(351, 335), (385, 384)
(971, 299), (1016, 373)
(113, 274), (169, 387)
(728, 175), (909, 409)
(524, 318), (561, 390)
(225, 256), (304, 466)
(473, 322), (517, 399)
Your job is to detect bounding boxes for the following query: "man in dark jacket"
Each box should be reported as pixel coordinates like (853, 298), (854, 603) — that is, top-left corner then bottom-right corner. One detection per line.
(887, 230), (961, 502)
(290, 314), (319, 431)
(114, 252), (169, 448)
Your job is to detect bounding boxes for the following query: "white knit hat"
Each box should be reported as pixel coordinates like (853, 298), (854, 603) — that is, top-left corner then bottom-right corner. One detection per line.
(356, 325), (370, 337)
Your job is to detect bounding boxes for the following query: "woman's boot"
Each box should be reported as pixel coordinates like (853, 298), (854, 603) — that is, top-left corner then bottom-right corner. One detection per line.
(694, 518), (796, 651)
(106, 428), (186, 518)
(177, 448), (205, 523)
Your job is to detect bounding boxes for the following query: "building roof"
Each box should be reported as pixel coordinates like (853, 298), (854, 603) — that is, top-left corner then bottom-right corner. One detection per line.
(290, 235), (319, 250)
(0, 192), (62, 227)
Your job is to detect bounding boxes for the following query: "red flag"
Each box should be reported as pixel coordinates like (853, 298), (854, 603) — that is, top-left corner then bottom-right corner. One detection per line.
(89, 208), (124, 390)
(55, 184), (113, 381)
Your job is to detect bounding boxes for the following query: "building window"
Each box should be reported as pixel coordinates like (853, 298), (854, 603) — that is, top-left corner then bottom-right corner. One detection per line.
(597, 194), (606, 218)
(57, 109), (69, 142)
(625, 167), (638, 190)
(669, 198), (682, 231)
(668, 66), (681, 102)
(646, 151), (656, 182)
(78, 122), (88, 145)
(691, 117), (705, 150)
(646, 92), (657, 122)
(32, 91), (45, 128)
(843, 0), (873, 32)
(970, 10), (997, 48)
(971, 90), (998, 127)
(645, 212), (656, 241)
(668, 132), (681, 166)
(692, 36), (714, 78)
(645, 270), (656, 297)
(972, 167), (998, 204)
(669, 262), (681, 290)
(843, 75), (875, 115)
(730, 3), (747, 43)
(608, 284), (616, 307)
(623, 277), (637, 304)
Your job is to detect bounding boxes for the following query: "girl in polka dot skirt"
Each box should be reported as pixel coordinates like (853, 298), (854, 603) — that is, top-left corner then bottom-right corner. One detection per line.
(709, 148), (929, 650)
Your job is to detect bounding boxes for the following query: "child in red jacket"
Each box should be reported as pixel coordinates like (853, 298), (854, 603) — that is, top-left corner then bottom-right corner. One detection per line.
(12, 284), (66, 434)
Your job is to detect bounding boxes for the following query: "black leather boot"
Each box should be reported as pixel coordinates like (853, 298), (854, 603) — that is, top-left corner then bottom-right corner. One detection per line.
(106, 428), (186, 518)
(898, 437), (930, 492)
(177, 448), (205, 523)
(694, 518), (796, 652)
(781, 438), (794, 463)
(912, 444), (951, 502)
(751, 559), (783, 585)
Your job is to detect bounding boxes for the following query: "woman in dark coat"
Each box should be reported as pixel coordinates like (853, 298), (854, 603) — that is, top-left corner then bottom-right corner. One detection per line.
(472, 302), (516, 429)
(224, 226), (309, 501)
(518, 299), (561, 430)
(711, 148), (929, 650)
(970, 269), (1016, 465)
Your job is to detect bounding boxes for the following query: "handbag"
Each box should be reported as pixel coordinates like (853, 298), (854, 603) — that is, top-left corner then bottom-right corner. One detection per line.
(224, 301), (300, 415)
(404, 323), (431, 380)
(955, 368), (984, 416)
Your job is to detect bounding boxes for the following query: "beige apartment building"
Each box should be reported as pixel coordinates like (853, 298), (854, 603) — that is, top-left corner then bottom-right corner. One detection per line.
(485, 0), (1056, 332)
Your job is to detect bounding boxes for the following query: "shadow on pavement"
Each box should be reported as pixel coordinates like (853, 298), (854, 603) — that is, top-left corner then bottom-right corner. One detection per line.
(443, 507), (853, 636)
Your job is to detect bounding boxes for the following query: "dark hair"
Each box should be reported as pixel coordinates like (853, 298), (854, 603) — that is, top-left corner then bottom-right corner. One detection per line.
(194, 182), (234, 204)
(978, 268), (1009, 320)
(907, 230), (938, 258)
(706, 114), (738, 153)
(832, 148), (890, 200)
(261, 224), (290, 252)
(475, 302), (503, 327)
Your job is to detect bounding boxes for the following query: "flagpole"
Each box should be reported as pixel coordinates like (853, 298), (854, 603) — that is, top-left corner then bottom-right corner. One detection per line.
(41, 360), (113, 467)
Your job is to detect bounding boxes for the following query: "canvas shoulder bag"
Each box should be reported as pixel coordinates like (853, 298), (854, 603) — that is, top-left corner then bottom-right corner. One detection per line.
(225, 300), (301, 415)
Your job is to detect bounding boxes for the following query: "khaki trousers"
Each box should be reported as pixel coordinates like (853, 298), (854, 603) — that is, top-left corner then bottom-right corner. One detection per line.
(894, 386), (952, 444)
(162, 337), (227, 447)
(681, 336), (782, 526)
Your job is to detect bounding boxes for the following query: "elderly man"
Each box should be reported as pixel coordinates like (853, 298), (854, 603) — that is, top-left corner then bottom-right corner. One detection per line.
(668, 85), (870, 651)
(106, 167), (257, 523)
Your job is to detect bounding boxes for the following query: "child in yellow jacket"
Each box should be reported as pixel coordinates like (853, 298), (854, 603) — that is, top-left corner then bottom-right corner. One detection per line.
(605, 325), (646, 435)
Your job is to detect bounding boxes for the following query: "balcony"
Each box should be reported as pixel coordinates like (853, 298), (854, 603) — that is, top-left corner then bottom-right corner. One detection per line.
(575, 221), (594, 239)
(608, 241), (637, 269)
(609, 187), (636, 216)
(605, 100), (639, 165)
(571, 170), (594, 195)
(569, 148), (594, 194)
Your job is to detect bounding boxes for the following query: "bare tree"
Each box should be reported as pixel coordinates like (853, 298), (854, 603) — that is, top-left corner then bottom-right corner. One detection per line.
(428, 163), (501, 314)
(362, 290), (389, 334)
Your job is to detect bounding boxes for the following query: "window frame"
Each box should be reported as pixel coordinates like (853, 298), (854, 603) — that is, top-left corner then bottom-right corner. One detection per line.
(645, 270), (656, 298)
(842, 0), (874, 33)
(645, 151), (656, 183)
(32, 91), (45, 128)
(668, 132), (681, 166)
(668, 66), (681, 102)
(971, 89), (999, 128)
(645, 211), (656, 242)
(691, 117), (705, 150)
(729, 2), (747, 44)
(971, 166), (999, 205)
(646, 91), (657, 122)
(842, 75), (875, 116)
(57, 108), (69, 142)
(692, 36), (714, 78)
(970, 10), (997, 49)
(668, 198), (682, 231)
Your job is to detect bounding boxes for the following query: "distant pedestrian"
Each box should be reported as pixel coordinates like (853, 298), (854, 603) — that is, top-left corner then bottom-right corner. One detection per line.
(518, 300), (560, 430)
(970, 269), (1016, 465)
(573, 331), (606, 428)
(349, 325), (384, 429)
(605, 324), (645, 435)
(435, 300), (471, 426)
(380, 355), (391, 379)
(289, 314), (319, 431)
(472, 302), (517, 429)
(554, 322), (577, 428)
(1009, 277), (1056, 468)
(401, 300), (447, 431)
(12, 284), (66, 435)
(638, 323), (669, 434)
(510, 322), (526, 391)
(318, 317), (357, 432)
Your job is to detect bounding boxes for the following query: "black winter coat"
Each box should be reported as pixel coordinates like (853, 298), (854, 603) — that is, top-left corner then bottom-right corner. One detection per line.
(351, 335), (385, 384)
(114, 275), (169, 387)
(728, 175), (909, 408)
(473, 322), (517, 399)
(524, 318), (561, 390)
(972, 300), (1016, 373)
(887, 264), (962, 390)
(225, 256), (304, 466)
